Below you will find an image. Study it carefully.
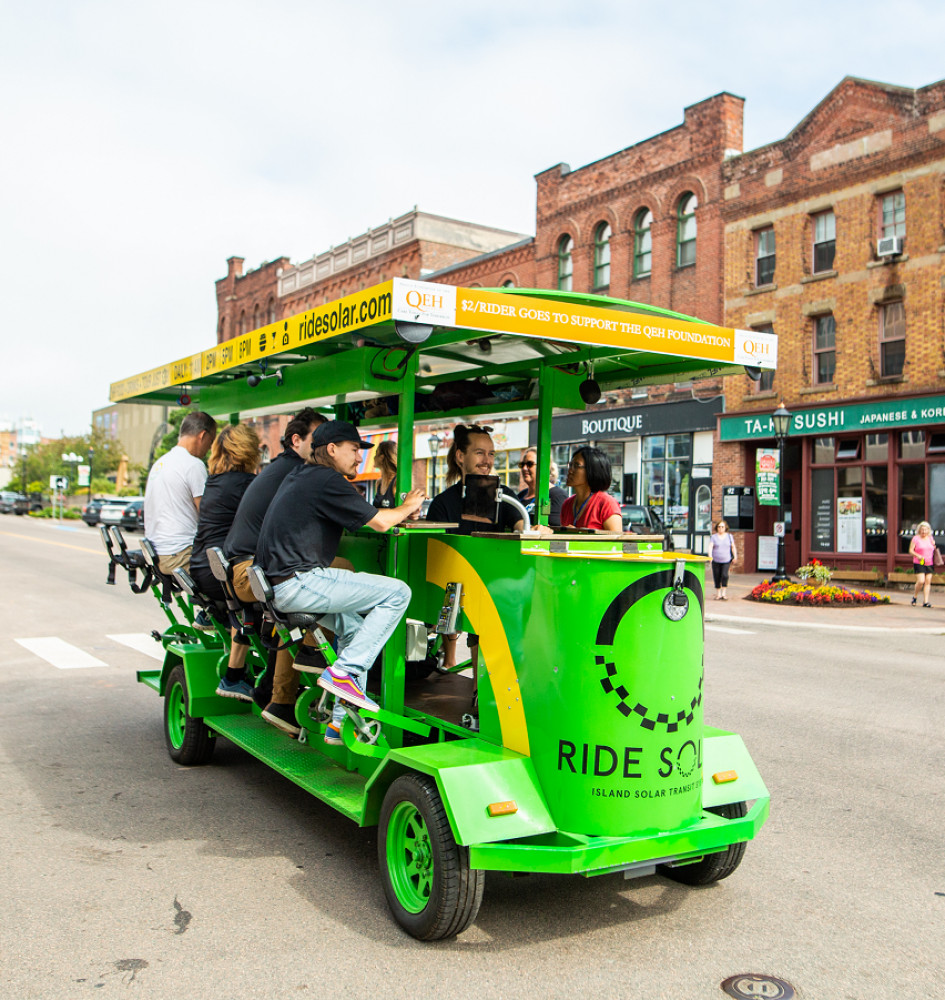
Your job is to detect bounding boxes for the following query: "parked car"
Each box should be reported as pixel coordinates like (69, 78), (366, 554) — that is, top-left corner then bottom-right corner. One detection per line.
(0, 491), (25, 514)
(99, 497), (143, 530)
(85, 496), (132, 528)
(14, 492), (45, 514)
(620, 504), (674, 550)
(120, 499), (145, 533)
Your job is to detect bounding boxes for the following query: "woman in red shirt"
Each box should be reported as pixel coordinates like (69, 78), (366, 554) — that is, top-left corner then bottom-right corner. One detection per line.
(560, 447), (623, 531)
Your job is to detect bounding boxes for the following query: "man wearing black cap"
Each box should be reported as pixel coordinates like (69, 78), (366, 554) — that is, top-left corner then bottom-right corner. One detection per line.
(255, 421), (425, 742)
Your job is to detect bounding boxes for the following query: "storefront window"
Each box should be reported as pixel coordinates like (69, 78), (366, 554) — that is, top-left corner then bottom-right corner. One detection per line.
(813, 437), (833, 463)
(643, 434), (691, 531)
(900, 430), (924, 460)
(899, 464), (925, 553)
(864, 466), (888, 553)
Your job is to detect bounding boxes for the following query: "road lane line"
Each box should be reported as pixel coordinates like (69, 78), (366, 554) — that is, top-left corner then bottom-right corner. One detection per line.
(15, 637), (107, 669)
(0, 530), (102, 555)
(107, 633), (164, 661)
(705, 625), (756, 635)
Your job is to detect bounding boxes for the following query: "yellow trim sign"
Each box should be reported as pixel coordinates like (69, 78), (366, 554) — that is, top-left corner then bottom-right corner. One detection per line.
(110, 282), (395, 402)
(111, 279), (776, 402)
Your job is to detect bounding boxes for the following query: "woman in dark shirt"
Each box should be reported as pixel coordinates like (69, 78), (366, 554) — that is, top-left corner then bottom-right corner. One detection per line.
(372, 439), (397, 509)
(189, 423), (260, 701)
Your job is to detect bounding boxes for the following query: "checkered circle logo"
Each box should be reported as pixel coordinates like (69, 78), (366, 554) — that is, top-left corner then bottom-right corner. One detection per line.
(594, 568), (704, 731)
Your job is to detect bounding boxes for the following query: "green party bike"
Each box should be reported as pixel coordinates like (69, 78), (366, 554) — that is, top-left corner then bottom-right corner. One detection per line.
(103, 279), (775, 940)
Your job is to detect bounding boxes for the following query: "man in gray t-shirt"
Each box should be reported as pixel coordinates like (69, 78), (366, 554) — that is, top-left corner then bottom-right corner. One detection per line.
(144, 411), (217, 574)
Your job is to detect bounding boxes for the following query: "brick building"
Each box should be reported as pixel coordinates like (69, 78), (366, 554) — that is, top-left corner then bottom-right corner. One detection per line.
(209, 77), (944, 560)
(717, 77), (945, 575)
(214, 210), (526, 462)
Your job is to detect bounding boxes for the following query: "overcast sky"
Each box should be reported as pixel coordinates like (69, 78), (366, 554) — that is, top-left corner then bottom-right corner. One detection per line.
(2, 0), (943, 437)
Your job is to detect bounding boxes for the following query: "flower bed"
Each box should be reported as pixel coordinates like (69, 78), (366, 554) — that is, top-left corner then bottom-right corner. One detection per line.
(750, 580), (889, 605)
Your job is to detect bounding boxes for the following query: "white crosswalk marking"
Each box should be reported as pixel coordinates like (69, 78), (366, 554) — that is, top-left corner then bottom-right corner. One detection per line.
(15, 637), (107, 669)
(705, 625), (756, 635)
(106, 633), (164, 661)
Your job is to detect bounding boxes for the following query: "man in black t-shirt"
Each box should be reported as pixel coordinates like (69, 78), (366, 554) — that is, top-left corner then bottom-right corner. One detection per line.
(256, 421), (425, 743)
(222, 408), (326, 711)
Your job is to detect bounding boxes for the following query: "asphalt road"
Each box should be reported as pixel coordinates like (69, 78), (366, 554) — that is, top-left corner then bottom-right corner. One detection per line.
(1, 515), (942, 999)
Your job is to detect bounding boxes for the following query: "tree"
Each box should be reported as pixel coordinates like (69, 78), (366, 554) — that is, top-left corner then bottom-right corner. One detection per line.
(15, 428), (128, 496)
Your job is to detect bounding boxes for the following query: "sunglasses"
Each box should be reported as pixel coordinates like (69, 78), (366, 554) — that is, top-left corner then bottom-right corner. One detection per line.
(518, 460), (536, 469)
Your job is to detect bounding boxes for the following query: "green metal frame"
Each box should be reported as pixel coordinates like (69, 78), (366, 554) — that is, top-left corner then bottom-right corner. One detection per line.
(116, 283), (770, 882)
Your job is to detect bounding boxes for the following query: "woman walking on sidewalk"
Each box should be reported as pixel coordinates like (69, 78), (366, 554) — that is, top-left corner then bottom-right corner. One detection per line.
(908, 521), (938, 607)
(710, 520), (737, 600)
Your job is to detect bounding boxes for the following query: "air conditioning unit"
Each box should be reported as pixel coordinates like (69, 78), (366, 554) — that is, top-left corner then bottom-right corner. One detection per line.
(877, 236), (904, 257)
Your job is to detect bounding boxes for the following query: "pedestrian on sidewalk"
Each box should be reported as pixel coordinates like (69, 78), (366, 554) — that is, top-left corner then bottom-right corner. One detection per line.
(710, 519), (737, 601)
(908, 521), (938, 608)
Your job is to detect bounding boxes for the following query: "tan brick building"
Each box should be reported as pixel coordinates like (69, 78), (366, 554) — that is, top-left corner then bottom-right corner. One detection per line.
(718, 77), (945, 574)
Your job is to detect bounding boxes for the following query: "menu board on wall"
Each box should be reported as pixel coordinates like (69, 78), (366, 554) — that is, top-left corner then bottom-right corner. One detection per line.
(837, 497), (863, 553)
(811, 468), (834, 552)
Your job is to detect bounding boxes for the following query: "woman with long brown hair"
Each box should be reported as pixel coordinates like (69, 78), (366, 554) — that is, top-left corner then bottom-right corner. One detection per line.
(189, 422), (261, 701)
(372, 439), (397, 509)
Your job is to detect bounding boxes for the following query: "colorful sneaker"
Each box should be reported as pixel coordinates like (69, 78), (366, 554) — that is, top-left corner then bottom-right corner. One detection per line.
(261, 702), (301, 737)
(215, 677), (254, 702)
(317, 667), (378, 712)
(324, 722), (343, 745)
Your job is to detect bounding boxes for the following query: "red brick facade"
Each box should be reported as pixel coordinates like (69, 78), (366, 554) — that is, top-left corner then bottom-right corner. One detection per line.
(719, 77), (945, 573)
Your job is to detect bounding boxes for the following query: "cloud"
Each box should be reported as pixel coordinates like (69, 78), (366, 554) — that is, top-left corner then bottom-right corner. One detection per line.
(1, 0), (943, 433)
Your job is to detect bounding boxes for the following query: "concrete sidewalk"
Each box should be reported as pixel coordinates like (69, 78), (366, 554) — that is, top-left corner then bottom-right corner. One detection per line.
(704, 572), (945, 633)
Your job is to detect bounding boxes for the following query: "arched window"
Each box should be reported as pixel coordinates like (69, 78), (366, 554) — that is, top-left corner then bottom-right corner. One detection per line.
(633, 209), (653, 278)
(252, 305), (259, 330)
(267, 297), (276, 323)
(502, 279), (515, 288)
(593, 223), (611, 289)
(239, 311), (247, 335)
(557, 235), (573, 291)
(677, 193), (697, 267)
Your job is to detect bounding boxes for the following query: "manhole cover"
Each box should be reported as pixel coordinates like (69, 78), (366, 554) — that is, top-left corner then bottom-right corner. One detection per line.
(721, 974), (796, 999)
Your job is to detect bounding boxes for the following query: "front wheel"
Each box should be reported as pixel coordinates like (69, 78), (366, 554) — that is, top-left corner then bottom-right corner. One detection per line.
(163, 664), (215, 765)
(658, 800), (747, 885)
(379, 773), (484, 940)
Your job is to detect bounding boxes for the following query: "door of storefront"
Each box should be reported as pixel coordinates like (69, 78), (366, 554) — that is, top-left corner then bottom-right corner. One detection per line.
(689, 477), (712, 555)
(753, 465), (801, 572)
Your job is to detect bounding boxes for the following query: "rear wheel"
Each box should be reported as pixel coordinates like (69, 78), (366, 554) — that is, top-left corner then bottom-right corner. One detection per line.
(658, 801), (747, 885)
(379, 773), (483, 940)
(163, 664), (215, 765)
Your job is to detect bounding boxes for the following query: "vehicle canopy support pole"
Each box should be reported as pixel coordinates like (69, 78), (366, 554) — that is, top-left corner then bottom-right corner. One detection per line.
(534, 365), (555, 526)
(381, 350), (418, 736)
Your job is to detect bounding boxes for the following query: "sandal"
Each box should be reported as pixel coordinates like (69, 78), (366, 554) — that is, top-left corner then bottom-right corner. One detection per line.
(924, 602), (932, 608)
(911, 597), (917, 606)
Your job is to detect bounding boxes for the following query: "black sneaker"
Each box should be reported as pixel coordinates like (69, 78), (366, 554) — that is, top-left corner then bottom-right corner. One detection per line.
(293, 644), (328, 674)
(193, 609), (214, 631)
(261, 702), (301, 737)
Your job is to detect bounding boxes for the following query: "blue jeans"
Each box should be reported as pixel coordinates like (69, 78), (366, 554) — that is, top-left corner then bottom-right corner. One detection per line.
(272, 567), (411, 685)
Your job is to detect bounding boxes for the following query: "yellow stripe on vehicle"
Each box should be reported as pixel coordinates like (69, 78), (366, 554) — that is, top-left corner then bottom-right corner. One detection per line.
(426, 539), (530, 756)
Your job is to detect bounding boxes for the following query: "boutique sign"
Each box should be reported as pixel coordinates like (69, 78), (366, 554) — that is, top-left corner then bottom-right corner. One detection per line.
(531, 398), (723, 445)
(720, 394), (945, 442)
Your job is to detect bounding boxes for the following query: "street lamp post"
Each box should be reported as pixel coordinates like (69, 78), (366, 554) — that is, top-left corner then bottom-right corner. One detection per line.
(427, 433), (441, 495)
(771, 402), (792, 583)
(19, 446), (27, 494)
(87, 445), (94, 505)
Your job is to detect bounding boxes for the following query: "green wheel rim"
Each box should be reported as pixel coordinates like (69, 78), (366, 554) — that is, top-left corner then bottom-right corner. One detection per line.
(167, 681), (185, 750)
(386, 801), (434, 914)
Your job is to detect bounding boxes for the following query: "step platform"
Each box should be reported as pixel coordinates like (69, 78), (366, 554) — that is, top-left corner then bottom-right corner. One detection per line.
(204, 713), (367, 822)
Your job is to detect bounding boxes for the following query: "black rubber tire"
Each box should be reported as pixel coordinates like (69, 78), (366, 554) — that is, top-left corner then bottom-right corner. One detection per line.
(379, 773), (484, 940)
(163, 664), (215, 765)
(658, 801), (748, 885)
